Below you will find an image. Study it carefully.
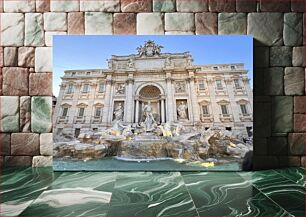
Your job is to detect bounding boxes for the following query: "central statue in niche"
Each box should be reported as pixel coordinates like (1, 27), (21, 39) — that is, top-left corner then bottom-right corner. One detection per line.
(141, 101), (157, 132)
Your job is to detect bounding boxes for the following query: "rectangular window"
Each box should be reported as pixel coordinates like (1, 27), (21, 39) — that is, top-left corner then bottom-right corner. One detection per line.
(198, 80), (205, 90)
(82, 84), (89, 93)
(216, 80), (222, 89)
(213, 66), (218, 70)
(98, 83), (105, 93)
(62, 108), (68, 117)
(95, 107), (102, 117)
(234, 79), (241, 89)
(66, 84), (74, 94)
(231, 65), (235, 70)
(221, 105), (228, 115)
(78, 108), (85, 117)
(240, 104), (248, 115)
(202, 105), (209, 115)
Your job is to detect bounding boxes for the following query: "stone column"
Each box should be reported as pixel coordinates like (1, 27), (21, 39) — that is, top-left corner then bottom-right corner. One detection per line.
(102, 76), (112, 125)
(135, 98), (139, 124)
(243, 77), (253, 110)
(207, 78), (219, 123)
(161, 98), (165, 123)
(53, 83), (66, 125)
(225, 78), (240, 123)
(88, 83), (97, 125)
(165, 72), (174, 122)
(187, 71), (200, 123)
(124, 77), (134, 123)
(69, 82), (81, 124)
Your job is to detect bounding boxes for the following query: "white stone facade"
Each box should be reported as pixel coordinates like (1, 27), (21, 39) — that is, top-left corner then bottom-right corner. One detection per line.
(53, 41), (253, 138)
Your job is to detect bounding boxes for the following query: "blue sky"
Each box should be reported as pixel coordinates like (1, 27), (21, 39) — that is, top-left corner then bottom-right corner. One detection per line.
(53, 35), (253, 97)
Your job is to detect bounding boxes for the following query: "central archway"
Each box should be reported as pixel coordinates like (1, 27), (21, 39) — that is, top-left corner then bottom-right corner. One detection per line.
(135, 84), (166, 124)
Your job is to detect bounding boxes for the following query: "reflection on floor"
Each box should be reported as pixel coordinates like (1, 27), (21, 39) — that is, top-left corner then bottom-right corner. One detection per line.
(0, 167), (305, 216)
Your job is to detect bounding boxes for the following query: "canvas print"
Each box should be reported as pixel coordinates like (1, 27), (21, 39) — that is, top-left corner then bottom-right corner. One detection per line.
(52, 36), (253, 171)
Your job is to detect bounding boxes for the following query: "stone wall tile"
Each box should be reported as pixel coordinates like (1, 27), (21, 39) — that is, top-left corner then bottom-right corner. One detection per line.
(195, 13), (217, 34)
(25, 13), (44, 46)
(50, 0), (80, 12)
(268, 137), (288, 155)
(264, 67), (284, 95)
(270, 46), (292, 67)
(36, 0), (50, 12)
(31, 96), (52, 133)
(293, 114), (305, 132)
(18, 47), (35, 67)
(4, 156), (32, 167)
(253, 138), (268, 155)
(292, 46), (305, 66)
(2, 67), (29, 96)
(0, 13), (24, 46)
(85, 12), (113, 34)
(218, 13), (247, 35)
(253, 156), (279, 170)
(3, 0), (35, 12)
(0, 69), (2, 95)
(44, 12), (67, 31)
(278, 156), (301, 167)
(0, 47), (3, 67)
(45, 32), (67, 46)
(114, 13), (136, 34)
(0, 96), (19, 132)
(80, 0), (120, 12)
(153, 0), (175, 12)
(260, 0), (290, 12)
(137, 13), (164, 34)
(20, 96), (31, 133)
(121, 0), (152, 12)
(291, 0), (305, 12)
(165, 13), (195, 32)
(35, 47), (52, 72)
(288, 133), (305, 155)
(254, 102), (271, 137)
(272, 96), (293, 133)
(284, 13), (303, 46)
(254, 47), (269, 67)
(0, 133), (11, 155)
(247, 13), (283, 46)
(284, 67), (305, 95)
(68, 12), (84, 34)
(236, 0), (256, 12)
(294, 96), (305, 113)
(208, 0), (236, 12)
(165, 31), (195, 35)
(32, 156), (53, 167)
(176, 0), (208, 12)
(11, 133), (39, 155)
(3, 47), (18, 66)
(29, 73), (52, 96)
(40, 133), (53, 156)
(253, 68), (265, 95)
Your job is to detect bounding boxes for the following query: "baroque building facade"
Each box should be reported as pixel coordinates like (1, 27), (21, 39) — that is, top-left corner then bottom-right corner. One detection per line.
(53, 41), (253, 138)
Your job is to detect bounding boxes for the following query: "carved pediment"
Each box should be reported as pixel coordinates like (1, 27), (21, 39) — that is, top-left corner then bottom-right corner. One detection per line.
(76, 102), (88, 107)
(236, 99), (249, 104)
(217, 99), (230, 104)
(61, 103), (72, 107)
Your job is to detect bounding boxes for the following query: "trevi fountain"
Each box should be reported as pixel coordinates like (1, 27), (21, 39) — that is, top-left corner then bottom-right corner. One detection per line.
(53, 100), (253, 171)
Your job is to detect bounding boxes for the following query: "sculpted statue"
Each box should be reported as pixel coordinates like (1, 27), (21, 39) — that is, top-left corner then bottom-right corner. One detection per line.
(165, 57), (171, 67)
(136, 40), (164, 57)
(107, 59), (113, 69)
(175, 82), (185, 93)
(127, 59), (134, 68)
(177, 101), (188, 120)
(113, 102), (124, 121)
(116, 84), (125, 95)
(142, 101), (156, 131)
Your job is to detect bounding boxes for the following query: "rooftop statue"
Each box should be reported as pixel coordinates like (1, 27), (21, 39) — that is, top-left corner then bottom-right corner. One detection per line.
(136, 40), (164, 57)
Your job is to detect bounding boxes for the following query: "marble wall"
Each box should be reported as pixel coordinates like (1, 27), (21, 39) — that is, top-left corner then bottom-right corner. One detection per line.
(0, 0), (305, 169)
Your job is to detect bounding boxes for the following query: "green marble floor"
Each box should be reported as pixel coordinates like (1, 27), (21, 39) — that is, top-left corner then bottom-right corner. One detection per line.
(0, 167), (305, 217)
